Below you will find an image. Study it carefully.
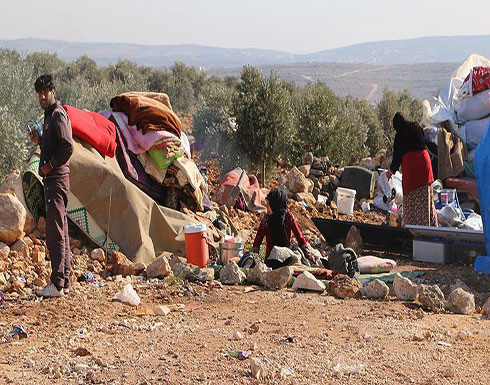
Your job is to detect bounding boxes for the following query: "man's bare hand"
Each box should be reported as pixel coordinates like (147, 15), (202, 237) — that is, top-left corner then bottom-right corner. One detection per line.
(40, 163), (52, 176)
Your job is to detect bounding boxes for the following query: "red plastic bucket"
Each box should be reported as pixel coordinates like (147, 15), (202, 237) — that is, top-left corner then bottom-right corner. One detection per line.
(184, 224), (208, 268)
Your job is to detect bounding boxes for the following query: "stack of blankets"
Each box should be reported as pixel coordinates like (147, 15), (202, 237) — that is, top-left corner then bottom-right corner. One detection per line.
(66, 91), (206, 212)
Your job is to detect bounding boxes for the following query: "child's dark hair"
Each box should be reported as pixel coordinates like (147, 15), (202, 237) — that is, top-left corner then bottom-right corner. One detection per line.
(34, 74), (56, 92)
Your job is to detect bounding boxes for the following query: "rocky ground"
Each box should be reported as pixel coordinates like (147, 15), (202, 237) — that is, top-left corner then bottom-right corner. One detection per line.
(1, 252), (490, 385)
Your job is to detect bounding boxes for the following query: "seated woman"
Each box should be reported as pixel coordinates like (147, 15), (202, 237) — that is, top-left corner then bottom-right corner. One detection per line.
(252, 189), (313, 269)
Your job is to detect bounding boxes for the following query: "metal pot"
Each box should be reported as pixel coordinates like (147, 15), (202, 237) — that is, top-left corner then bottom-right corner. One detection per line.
(219, 242), (244, 265)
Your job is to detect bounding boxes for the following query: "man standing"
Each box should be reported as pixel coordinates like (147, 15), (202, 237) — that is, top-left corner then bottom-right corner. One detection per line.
(31, 75), (74, 298)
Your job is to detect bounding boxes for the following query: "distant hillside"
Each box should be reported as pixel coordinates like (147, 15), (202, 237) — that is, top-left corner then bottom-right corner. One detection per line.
(208, 62), (458, 102)
(1, 35), (489, 67)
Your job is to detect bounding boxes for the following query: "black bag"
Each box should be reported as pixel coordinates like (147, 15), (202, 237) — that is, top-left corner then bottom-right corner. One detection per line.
(326, 243), (359, 278)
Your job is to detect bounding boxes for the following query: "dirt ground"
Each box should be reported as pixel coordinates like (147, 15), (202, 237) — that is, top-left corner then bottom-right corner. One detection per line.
(1, 257), (489, 385)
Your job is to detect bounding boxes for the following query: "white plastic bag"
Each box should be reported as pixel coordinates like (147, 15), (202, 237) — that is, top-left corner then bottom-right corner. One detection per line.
(113, 283), (141, 306)
(455, 89), (490, 123)
(464, 117), (490, 150)
(373, 171), (403, 212)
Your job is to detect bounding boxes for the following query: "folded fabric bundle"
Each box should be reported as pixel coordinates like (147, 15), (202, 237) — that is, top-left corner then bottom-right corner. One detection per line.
(458, 66), (490, 99)
(64, 105), (116, 158)
(357, 256), (396, 274)
(110, 93), (182, 137)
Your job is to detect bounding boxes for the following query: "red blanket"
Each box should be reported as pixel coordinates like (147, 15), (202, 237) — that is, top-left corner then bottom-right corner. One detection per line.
(214, 168), (269, 212)
(64, 105), (116, 158)
(401, 150), (434, 196)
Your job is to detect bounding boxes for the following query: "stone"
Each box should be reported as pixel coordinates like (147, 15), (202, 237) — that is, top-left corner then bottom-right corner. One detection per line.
(197, 267), (215, 282)
(295, 192), (316, 207)
(287, 167), (309, 194)
(233, 330), (244, 340)
(219, 261), (245, 285)
(33, 277), (46, 287)
(393, 273), (418, 301)
(263, 266), (293, 290)
(246, 261), (271, 286)
(172, 262), (194, 279)
(133, 261), (147, 275)
(309, 169), (325, 178)
(23, 236), (34, 248)
(169, 254), (185, 271)
(90, 248), (106, 263)
(334, 168), (344, 180)
(305, 178), (314, 193)
(446, 288), (475, 315)
(298, 165), (311, 177)
(344, 226), (363, 255)
(31, 246), (46, 263)
(417, 284), (445, 311)
(292, 271), (326, 292)
(152, 305), (171, 316)
(303, 152), (314, 165)
(11, 238), (29, 259)
(250, 358), (270, 380)
(37, 217), (46, 236)
(448, 278), (472, 294)
(0, 171), (35, 234)
(269, 246), (301, 265)
(147, 254), (172, 279)
(483, 296), (490, 316)
(328, 274), (361, 299)
(360, 279), (389, 299)
(0, 193), (26, 245)
(110, 251), (135, 277)
(328, 175), (341, 190)
(0, 242), (10, 260)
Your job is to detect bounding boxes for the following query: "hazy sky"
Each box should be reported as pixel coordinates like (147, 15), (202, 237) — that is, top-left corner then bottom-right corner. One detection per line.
(2, 0), (489, 53)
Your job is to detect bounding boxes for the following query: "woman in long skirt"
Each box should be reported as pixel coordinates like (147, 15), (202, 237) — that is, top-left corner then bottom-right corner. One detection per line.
(386, 112), (438, 227)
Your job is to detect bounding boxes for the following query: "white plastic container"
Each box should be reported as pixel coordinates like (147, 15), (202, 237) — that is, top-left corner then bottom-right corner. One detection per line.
(336, 187), (356, 215)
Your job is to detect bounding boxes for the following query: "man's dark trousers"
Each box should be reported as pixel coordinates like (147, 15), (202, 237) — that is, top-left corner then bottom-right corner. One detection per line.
(44, 175), (70, 290)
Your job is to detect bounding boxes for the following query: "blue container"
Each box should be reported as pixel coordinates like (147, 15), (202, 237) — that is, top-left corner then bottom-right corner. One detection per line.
(474, 256), (490, 274)
(474, 120), (490, 255)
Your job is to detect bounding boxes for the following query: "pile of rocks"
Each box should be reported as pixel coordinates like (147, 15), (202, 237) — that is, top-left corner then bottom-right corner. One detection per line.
(282, 153), (343, 205)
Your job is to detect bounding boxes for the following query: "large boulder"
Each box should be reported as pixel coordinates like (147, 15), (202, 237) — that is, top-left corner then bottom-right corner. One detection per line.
(393, 273), (418, 301)
(0, 193), (26, 245)
(0, 171), (35, 233)
(328, 274), (361, 299)
(147, 254), (172, 279)
(263, 266), (293, 290)
(417, 284), (445, 311)
(90, 248), (106, 263)
(219, 261), (245, 285)
(246, 261), (271, 286)
(446, 288), (475, 315)
(287, 167), (309, 194)
(360, 279), (389, 299)
(110, 251), (135, 277)
(292, 271), (326, 292)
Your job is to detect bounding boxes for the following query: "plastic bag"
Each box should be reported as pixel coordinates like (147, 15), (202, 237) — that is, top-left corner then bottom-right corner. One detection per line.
(455, 89), (490, 123)
(113, 283), (141, 306)
(373, 171), (403, 212)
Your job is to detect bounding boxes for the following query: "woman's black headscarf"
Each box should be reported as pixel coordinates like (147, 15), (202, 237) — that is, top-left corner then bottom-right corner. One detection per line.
(266, 189), (290, 247)
(393, 111), (422, 135)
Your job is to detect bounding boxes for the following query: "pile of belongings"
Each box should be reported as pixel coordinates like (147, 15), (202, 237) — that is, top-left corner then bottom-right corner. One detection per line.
(23, 92), (227, 265)
(422, 54), (490, 182)
(101, 91), (208, 212)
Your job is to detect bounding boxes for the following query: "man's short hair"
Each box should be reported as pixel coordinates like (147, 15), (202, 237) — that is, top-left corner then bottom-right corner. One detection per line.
(34, 74), (56, 92)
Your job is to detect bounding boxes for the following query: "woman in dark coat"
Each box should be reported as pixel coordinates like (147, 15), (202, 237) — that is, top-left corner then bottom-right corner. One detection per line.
(386, 112), (438, 226)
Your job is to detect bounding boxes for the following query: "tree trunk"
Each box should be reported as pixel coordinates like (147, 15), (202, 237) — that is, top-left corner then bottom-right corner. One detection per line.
(261, 160), (266, 186)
